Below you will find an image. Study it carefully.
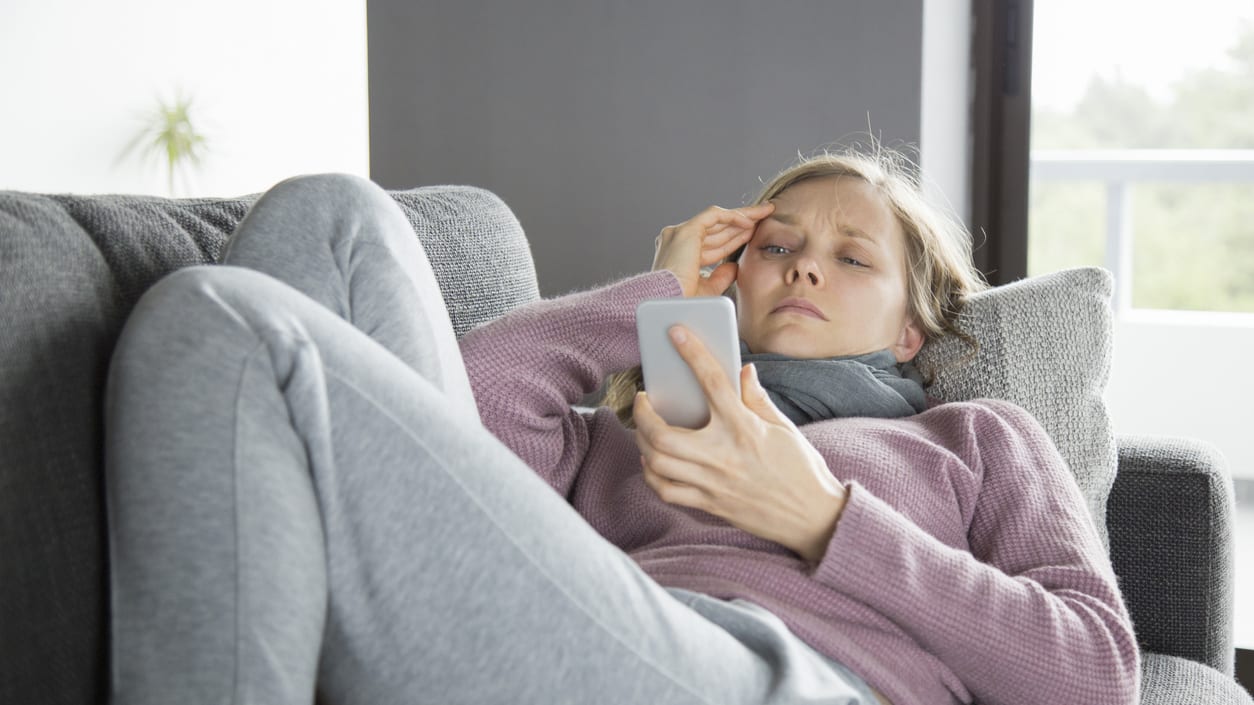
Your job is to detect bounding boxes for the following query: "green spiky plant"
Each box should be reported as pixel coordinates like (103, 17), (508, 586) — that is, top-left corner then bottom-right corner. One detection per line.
(119, 89), (208, 196)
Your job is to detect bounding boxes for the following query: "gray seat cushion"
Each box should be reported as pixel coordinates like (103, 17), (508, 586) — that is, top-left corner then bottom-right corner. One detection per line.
(0, 185), (538, 705)
(1140, 653), (1254, 705)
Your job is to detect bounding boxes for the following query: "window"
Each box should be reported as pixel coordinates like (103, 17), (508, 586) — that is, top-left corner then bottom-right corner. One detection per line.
(1030, 0), (1254, 652)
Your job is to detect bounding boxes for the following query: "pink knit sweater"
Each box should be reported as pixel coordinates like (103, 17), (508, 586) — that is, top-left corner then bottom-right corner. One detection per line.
(457, 270), (1139, 705)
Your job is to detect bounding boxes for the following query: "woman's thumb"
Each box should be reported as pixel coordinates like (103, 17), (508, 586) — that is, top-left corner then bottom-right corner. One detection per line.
(741, 363), (768, 405)
(742, 364), (792, 426)
(704, 261), (738, 294)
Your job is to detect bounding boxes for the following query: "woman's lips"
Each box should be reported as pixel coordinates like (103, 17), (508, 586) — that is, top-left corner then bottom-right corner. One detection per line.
(771, 297), (827, 320)
(772, 305), (824, 320)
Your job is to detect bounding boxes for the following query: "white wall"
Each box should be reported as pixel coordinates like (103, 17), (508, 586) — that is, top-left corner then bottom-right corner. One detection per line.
(1107, 311), (1254, 481)
(920, 0), (972, 226)
(0, 0), (369, 198)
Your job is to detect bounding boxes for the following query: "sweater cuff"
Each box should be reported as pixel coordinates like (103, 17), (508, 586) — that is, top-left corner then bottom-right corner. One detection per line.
(810, 481), (925, 594)
(552, 269), (684, 375)
(635, 269), (685, 299)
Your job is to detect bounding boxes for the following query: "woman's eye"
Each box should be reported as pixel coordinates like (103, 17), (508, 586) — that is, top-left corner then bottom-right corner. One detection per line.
(840, 256), (868, 268)
(761, 245), (790, 255)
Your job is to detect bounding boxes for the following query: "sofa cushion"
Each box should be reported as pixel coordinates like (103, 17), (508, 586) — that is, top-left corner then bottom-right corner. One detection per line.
(0, 193), (121, 705)
(914, 266), (1117, 551)
(0, 183), (539, 705)
(1140, 652), (1254, 705)
(387, 187), (541, 337)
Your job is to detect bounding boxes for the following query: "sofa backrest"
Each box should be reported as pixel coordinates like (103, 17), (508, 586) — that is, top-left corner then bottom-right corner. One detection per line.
(0, 184), (539, 705)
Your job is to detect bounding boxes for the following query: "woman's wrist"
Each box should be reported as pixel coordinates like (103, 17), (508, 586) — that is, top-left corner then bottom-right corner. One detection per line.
(796, 486), (847, 565)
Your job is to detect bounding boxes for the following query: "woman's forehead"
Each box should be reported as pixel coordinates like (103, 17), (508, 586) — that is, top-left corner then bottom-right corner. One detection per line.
(767, 177), (901, 242)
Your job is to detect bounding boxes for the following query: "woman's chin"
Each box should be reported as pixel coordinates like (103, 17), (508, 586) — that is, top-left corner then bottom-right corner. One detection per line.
(747, 329), (877, 360)
(745, 332), (820, 359)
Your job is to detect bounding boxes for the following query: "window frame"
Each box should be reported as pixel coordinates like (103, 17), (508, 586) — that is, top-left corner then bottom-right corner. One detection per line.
(976, 0), (1254, 687)
(970, 0), (1032, 286)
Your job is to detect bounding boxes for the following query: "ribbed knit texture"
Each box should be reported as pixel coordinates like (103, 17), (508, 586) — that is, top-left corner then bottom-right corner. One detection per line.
(458, 269), (1140, 705)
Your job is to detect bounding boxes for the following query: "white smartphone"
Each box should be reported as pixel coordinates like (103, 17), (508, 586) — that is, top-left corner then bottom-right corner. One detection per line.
(636, 296), (742, 429)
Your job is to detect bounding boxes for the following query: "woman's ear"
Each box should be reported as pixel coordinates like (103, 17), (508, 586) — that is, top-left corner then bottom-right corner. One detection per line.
(892, 318), (925, 363)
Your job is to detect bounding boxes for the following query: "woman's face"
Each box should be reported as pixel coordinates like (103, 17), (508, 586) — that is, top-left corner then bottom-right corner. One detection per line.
(734, 176), (923, 362)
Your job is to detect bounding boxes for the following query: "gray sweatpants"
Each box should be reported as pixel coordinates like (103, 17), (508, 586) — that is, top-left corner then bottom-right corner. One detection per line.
(103, 173), (882, 705)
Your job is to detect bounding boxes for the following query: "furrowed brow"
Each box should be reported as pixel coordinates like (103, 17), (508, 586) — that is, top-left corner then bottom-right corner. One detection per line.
(769, 214), (878, 246)
(840, 225), (877, 244)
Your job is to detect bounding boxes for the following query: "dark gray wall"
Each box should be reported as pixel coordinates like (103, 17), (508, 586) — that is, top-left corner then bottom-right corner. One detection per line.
(369, 1), (925, 298)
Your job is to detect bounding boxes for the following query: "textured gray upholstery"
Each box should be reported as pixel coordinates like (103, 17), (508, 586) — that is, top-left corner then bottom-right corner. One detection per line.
(1110, 435), (1237, 675)
(0, 184), (1246, 704)
(1140, 653), (1254, 705)
(386, 188), (540, 337)
(0, 184), (538, 705)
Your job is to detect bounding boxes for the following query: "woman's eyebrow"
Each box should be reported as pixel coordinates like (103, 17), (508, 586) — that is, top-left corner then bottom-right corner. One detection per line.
(767, 213), (878, 245)
(839, 225), (878, 244)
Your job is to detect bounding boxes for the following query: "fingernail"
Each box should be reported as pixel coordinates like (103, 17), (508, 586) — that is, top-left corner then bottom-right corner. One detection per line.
(669, 326), (687, 344)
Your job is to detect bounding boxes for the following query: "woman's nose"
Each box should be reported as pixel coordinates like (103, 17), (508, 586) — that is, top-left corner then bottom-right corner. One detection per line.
(787, 259), (821, 286)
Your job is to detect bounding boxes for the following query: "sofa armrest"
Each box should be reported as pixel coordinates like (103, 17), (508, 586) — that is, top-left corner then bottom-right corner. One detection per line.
(1140, 652), (1253, 705)
(1108, 435), (1236, 675)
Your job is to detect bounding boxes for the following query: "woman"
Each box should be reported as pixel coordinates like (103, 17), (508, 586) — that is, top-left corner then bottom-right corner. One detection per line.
(105, 149), (1139, 705)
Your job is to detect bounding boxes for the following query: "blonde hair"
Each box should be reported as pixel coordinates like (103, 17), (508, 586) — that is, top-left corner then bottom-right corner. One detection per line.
(600, 144), (988, 428)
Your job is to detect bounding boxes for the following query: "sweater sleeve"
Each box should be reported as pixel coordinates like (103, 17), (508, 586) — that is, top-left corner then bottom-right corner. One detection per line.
(457, 269), (684, 498)
(811, 399), (1139, 705)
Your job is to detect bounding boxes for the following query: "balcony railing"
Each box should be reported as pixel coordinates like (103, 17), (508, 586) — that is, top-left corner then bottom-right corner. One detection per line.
(1029, 149), (1254, 312)
(1034, 150), (1254, 653)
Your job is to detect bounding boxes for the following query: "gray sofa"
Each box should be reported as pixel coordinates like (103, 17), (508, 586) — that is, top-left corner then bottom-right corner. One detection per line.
(0, 184), (1248, 705)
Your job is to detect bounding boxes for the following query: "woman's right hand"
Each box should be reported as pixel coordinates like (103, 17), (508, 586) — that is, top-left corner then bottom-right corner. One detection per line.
(652, 202), (775, 298)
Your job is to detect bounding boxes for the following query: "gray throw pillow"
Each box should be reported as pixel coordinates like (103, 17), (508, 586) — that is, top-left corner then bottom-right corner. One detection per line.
(914, 266), (1117, 552)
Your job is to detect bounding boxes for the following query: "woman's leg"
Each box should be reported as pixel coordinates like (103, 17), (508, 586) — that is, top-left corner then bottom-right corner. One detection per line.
(218, 172), (478, 424)
(105, 185), (875, 705)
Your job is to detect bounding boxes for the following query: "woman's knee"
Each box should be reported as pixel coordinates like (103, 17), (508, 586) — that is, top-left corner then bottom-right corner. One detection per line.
(121, 266), (268, 348)
(264, 173), (392, 215)
(246, 173), (413, 257)
(143, 263), (253, 305)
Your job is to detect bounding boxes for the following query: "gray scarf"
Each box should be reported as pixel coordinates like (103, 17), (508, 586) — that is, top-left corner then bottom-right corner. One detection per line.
(739, 340), (927, 425)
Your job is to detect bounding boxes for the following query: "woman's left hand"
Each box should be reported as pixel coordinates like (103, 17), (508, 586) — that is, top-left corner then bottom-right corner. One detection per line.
(633, 325), (848, 565)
